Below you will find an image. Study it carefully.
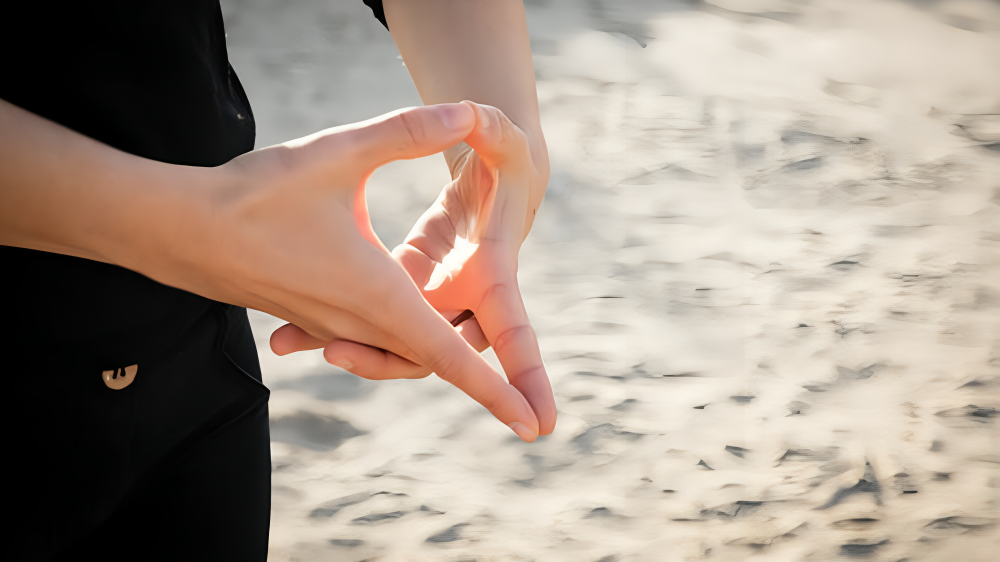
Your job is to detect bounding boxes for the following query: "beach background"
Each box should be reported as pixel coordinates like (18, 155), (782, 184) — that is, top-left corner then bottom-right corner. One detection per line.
(220, 1), (1000, 560)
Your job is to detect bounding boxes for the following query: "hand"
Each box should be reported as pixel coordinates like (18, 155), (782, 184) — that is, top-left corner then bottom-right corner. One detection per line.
(182, 104), (540, 441)
(274, 102), (556, 436)
(398, 103), (556, 436)
(0, 100), (546, 436)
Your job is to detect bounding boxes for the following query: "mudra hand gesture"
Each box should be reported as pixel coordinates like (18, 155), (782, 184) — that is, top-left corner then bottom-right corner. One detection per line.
(270, 102), (556, 439)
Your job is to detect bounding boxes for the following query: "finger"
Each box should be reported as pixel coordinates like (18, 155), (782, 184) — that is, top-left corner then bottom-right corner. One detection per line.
(440, 151), (498, 245)
(269, 296), (424, 365)
(399, 144), (496, 253)
(392, 243), (438, 289)
(459, 102), (531, 245)
(474, 281), (557, 436)
(342, 104), (474, 255)
(399, 199), (459, 263)
(444, 310), (488, 352)
(270, 322), (325, 355)
(455, 317), (489, 352)
(272, 310), (489, 381)
(322, 316), (489, 380)
(344, 103), (476, 171)
(394, 245), (486, 354)
(355, 253), (540, 441)
(324, 340), (430, 380)
(461, 101), (530, 173)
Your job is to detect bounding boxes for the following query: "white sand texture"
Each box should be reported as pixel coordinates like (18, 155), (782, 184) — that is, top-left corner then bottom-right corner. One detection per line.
(223, 0), (1000, 560)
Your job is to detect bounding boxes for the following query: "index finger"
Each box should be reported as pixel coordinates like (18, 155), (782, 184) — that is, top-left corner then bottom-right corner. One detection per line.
(352, 250), (540, 441)
(474, 280), (557, 436)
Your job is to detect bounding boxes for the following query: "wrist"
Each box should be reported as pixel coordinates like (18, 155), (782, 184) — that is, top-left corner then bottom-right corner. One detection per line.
(107, 160), (231, 293)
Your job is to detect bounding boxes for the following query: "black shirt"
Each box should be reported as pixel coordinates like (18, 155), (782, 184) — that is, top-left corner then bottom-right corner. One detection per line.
(0, 0), (385, 368)
(4, 3), (387, 557)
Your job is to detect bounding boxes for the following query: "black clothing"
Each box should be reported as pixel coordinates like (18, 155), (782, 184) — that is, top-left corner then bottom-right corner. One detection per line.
(2, 1), (255, 167)
(363, 0), (390, 30)
(1, 1), (254, 362)
(52, 399), (272, 562)
(12, 304), (270, 561)
(0, 0), (384, 559)
(2, 4), (264, 556)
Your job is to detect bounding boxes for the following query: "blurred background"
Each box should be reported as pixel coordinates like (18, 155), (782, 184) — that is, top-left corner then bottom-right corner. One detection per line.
(220, 1), (1000, 560)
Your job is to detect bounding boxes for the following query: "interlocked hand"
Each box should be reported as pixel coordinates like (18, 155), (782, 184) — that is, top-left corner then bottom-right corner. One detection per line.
(271, 102), (556, 436)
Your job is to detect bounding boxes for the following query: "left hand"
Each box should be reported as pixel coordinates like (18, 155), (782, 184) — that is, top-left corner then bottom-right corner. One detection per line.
(272, 102), (556, 436)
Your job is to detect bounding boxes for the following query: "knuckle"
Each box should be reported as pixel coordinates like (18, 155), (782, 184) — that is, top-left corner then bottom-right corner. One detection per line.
(427, 348), (467, 387)
(393, 111), (424, 148)
(512, 364), (546, 384)
(424, 337), (505, 412)
(477, 281), (511, 310)
(492, 323), (534, 355)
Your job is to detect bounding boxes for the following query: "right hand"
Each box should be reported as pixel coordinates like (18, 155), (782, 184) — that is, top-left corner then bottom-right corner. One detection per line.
(157, 104), (540, 441)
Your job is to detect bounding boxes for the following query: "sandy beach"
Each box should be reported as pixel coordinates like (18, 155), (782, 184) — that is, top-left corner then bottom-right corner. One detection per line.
(221, 1), (1000, 560)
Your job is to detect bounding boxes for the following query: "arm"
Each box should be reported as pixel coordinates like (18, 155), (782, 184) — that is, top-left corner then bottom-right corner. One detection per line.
(382, 1), (558, 434)
(239, 0), (559, 435)
(0, 98), (542, 441)
(382, 0), (550, 236)
(0, 98), (215, 275)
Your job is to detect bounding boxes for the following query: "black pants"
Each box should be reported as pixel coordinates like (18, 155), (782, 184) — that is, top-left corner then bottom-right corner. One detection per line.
(9, 303), (271, 561)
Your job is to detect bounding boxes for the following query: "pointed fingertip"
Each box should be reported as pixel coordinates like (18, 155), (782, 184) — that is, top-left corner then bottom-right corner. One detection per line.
(538, 417), (557, 437)
(508, 422), (538, 443)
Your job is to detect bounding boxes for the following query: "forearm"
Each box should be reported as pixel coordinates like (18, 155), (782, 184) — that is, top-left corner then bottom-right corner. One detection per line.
(382, 0), (549, 232)
(0, 99), (219, 280)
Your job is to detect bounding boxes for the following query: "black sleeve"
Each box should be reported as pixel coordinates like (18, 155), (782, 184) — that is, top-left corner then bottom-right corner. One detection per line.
(362, 0), (388, 30)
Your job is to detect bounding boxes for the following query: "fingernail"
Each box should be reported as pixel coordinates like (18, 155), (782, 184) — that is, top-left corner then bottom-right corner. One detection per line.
(334, 359), (354, 371)
(440, 104), (473, 130)
(508, 422), (537, 442)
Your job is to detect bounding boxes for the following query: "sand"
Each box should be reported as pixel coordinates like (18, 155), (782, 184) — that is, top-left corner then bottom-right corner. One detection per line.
(221, 0), (1000, 560)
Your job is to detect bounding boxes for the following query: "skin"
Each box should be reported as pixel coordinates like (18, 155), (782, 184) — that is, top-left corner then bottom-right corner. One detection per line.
(271, 0), (557, 436)
(0, 0), (555, 441)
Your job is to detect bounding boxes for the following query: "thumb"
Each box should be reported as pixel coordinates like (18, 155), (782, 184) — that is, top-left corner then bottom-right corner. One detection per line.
(343, 104), (476, 171)
(392, 243), (437, 289)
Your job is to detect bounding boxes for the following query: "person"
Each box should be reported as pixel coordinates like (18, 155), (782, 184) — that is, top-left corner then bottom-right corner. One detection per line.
(0, 1), (555, 559)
